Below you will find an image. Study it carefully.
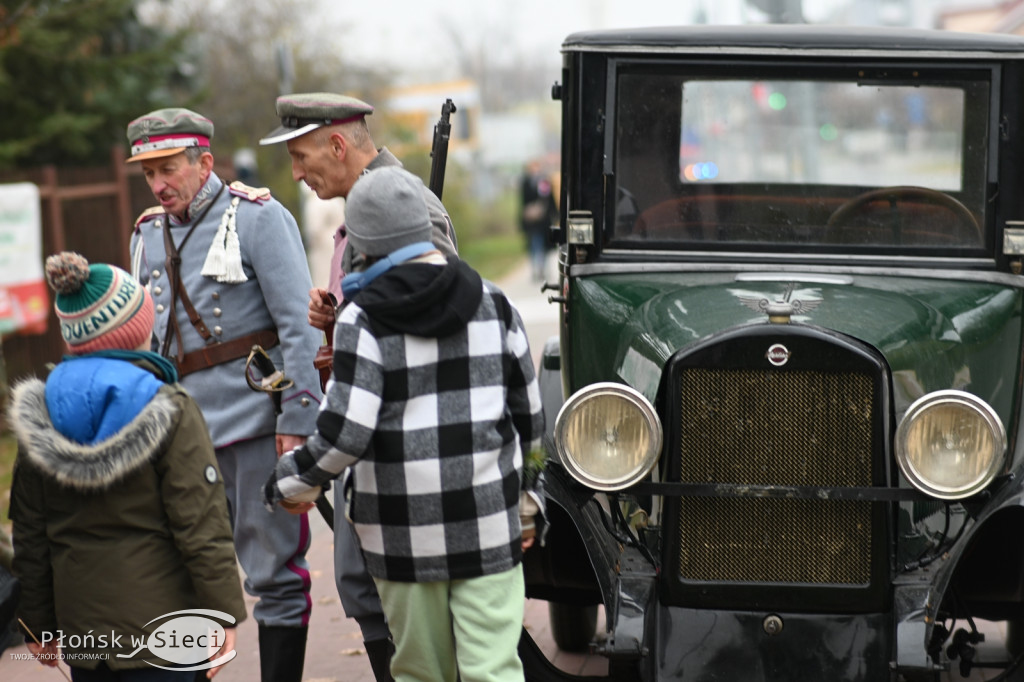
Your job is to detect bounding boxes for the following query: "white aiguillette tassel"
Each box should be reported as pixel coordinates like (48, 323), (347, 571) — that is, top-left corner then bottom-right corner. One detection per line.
(203, 197), (248, 282)
(201, 199), (233, 278)
(222, 213), (248, 283)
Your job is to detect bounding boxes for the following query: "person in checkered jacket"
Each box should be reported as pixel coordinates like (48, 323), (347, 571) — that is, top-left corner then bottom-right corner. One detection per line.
(263, 166), (544, 682)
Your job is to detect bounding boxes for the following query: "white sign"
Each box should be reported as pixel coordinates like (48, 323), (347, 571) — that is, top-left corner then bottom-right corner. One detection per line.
(0, 182), (48, 334)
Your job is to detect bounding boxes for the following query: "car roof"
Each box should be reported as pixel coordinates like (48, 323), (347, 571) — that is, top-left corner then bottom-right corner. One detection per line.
(562, 24), (1024, 59)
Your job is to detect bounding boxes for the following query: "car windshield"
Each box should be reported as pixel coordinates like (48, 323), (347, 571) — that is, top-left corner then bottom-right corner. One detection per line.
(613, 67), (992, 253)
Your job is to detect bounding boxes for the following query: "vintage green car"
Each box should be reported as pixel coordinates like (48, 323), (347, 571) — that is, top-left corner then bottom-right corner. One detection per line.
(518, 24), (1024, 682)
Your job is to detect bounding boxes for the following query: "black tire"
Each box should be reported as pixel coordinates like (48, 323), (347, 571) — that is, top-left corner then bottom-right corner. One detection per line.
(1007, 620), (1024, 658)
(548, 602), (598, 653)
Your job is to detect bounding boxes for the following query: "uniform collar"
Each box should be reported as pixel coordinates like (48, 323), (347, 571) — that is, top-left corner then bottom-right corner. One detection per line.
(365, 147), (398, 172)
(169, 172), (224, 226)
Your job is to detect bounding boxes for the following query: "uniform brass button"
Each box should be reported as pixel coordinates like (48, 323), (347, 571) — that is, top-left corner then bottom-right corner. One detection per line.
(213, 307), (223, 317)
(153, 286), (163, 296)
(152, 270), (161, 279)
(213, 326), (223, 335)
(212, 292), (220, 300)
(156, 304), (165, 313)
(300, 398), (310, 407)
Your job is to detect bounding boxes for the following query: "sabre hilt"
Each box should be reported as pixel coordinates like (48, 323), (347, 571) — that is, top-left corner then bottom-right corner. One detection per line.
(245, 345), (294, 414)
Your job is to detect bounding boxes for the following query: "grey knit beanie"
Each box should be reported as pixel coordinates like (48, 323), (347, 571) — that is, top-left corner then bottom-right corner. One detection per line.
(345, 166), (433, 257)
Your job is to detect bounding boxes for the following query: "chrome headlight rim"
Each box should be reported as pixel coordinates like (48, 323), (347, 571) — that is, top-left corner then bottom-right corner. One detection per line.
(895, 389), (1006, 500)
(554, 381), (663, 491)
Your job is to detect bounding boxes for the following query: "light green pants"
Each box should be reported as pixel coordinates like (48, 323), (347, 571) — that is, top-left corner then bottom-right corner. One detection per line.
(374, 565), (525, 682)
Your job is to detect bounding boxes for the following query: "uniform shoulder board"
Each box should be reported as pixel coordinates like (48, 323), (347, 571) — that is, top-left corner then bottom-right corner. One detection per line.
(134, 205), (165, 228)
(229, 180), (272, 203)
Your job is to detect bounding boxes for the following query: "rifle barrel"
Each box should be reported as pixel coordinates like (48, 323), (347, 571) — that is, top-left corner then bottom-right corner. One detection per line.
(429, 99), (457, 199)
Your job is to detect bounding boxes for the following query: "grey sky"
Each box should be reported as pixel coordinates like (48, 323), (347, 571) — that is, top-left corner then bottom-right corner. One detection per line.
(321, 0), (846, 78)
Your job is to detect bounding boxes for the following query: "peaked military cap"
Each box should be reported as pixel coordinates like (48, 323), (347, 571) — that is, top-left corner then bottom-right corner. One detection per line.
(259, 92), (374, 145)
(126, 108), (214, 162)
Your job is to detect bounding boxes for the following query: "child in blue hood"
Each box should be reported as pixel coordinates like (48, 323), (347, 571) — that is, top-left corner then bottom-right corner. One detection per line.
(8, 252), (246, 681)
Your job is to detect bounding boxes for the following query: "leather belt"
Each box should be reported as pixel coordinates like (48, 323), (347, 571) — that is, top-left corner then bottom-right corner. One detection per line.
(177, 329), (279, 377)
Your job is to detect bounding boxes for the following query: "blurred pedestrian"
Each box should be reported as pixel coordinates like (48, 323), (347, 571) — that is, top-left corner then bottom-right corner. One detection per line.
(232, 147), (261, 186)
(519, 159), (558, 281)
(259, 91), (457, 682)
(8, 252), (246, 681)
(126, 108), (323, 682)
(263, 166), (545, 682)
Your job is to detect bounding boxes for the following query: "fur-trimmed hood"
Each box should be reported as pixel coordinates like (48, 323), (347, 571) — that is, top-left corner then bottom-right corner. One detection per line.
(9, 378), (179, 491)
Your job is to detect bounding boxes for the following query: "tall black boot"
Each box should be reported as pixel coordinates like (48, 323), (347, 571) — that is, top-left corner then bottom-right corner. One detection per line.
(258, 624), (308, 682)
(364, 637), (395, 682)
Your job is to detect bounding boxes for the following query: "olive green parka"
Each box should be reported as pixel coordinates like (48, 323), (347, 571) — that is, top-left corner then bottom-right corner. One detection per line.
(7, 358), (246, 669)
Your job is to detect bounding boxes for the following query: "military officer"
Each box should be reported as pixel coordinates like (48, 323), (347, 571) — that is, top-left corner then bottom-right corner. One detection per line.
(259, 92), (457, 682)
(126, 108), (323, 682)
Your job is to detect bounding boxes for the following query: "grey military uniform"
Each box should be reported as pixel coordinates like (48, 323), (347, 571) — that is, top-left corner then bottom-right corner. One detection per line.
(131, 172), (321, 445)
(131, 171), (323, 628)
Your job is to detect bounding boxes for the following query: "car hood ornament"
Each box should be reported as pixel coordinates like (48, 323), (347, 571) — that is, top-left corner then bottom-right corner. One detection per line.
(739, 283), (823, 324)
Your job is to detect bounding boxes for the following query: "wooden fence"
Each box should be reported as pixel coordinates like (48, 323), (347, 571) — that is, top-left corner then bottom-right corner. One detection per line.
(0, 147), (166, 390)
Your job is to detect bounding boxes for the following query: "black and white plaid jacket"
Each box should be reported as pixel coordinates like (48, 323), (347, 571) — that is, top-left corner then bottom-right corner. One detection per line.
(265, 255), (544, 582)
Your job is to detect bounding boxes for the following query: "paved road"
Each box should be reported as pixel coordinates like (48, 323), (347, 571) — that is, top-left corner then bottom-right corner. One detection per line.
(2, 254), (1012, 680)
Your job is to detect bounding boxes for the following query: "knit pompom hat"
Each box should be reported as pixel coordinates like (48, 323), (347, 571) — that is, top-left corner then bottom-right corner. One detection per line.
(45, 251), (155, 354)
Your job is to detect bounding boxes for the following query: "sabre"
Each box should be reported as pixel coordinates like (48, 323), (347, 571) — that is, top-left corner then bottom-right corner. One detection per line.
(245, 346), (335, 530)
(245, 344), (293, 415)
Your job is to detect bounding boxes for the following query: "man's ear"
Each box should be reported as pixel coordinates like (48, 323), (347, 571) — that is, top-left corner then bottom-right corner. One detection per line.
(199, 151), (215, 178)
(328, 132), (347, 160)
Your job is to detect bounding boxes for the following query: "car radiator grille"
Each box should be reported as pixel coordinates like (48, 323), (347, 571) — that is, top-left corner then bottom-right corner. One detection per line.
(676, 367), (875, 585)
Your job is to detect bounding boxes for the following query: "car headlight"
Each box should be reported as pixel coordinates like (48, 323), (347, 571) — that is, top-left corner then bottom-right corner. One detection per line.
(554, 382), (663, 491)
(895, 390), (1006, 500)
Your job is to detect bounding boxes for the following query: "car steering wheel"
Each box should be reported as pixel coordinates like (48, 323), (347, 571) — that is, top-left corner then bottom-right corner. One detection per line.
(824, 186), (981, 245)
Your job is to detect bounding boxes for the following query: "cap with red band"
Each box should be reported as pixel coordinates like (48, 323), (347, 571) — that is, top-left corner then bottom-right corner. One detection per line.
(125, 108), (215, 163)
(259, 92), (374, 146)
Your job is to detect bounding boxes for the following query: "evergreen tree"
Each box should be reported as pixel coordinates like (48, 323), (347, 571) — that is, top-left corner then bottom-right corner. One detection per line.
(0, 0), (192, 168)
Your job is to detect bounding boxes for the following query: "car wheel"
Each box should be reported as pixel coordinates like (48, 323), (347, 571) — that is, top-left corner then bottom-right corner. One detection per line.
(548, 602), (598, 653)
(1006, 619), (1024, 658)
